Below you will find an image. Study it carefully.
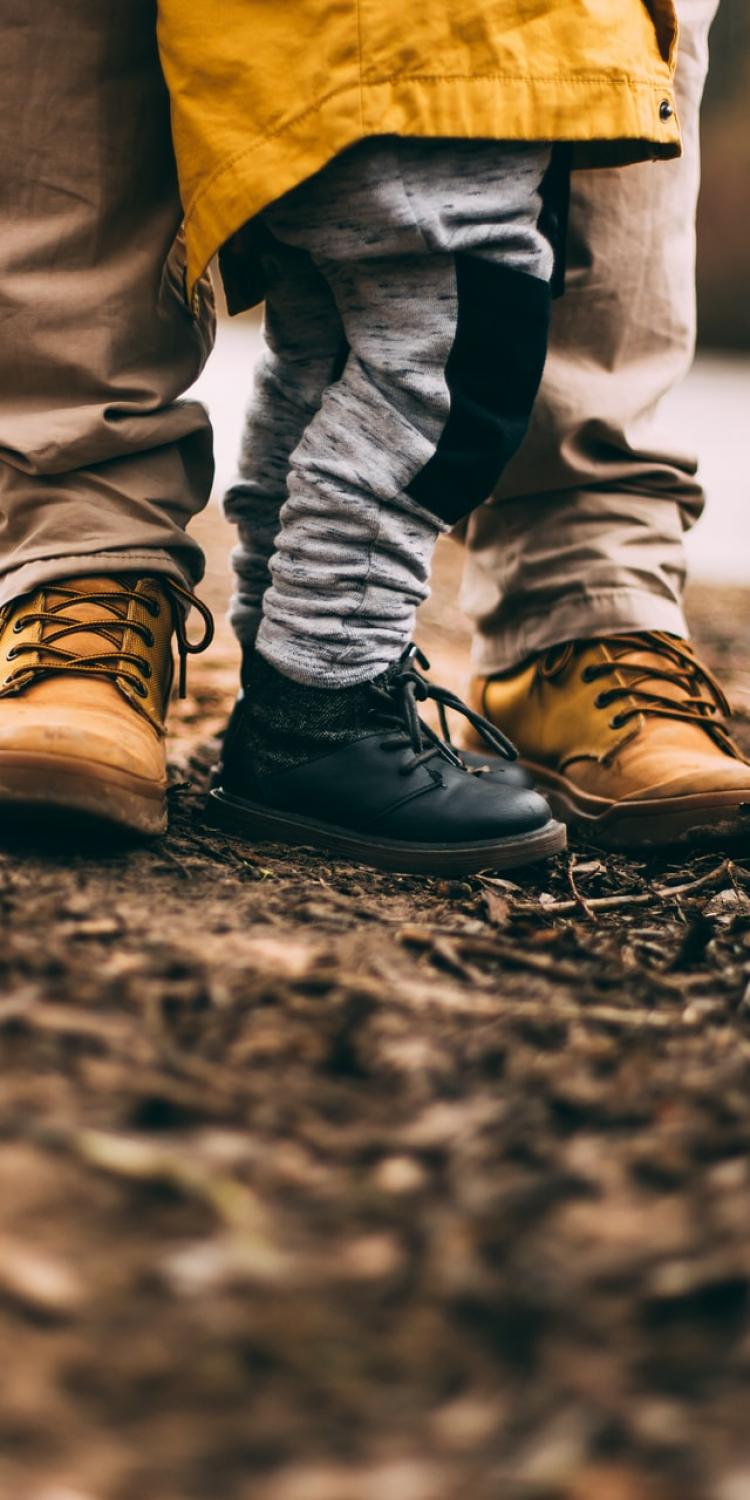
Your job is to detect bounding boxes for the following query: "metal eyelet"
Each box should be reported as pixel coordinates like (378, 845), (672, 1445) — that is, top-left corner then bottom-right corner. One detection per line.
(6, 647), (17, 661)
(135, 681), (148, 699)
(12, 618), (26, 634)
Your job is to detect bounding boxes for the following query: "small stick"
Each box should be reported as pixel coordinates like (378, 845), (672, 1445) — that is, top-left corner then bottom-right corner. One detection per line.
(653, 859), (731, 898)
(512, 860), (736, 916)
(514, 891), (653, 915)
(566, 857), (598, 922)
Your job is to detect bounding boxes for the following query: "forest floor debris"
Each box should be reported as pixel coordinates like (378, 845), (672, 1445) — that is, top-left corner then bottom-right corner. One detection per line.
(0, 516), (749, 1500)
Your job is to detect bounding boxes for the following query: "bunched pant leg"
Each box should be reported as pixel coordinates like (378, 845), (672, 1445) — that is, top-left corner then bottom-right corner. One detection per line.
(460, 0), (720, 672)
(225, 251), (347, 652)
(0, 0), (215, 604)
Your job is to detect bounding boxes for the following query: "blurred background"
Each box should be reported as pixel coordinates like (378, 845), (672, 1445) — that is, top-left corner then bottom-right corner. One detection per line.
(193, 3), (750, 587)
(698, 0), (750, 349)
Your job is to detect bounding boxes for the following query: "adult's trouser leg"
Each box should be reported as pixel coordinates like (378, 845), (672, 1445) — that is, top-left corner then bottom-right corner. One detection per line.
(226, 138), (552, 687)
(460, 0), (720, 674)
(0, 0), (215, 607)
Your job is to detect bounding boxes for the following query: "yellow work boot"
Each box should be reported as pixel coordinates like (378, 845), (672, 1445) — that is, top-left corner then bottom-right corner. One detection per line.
(0, 575), (212, 835)
(467, 633), (750, 849)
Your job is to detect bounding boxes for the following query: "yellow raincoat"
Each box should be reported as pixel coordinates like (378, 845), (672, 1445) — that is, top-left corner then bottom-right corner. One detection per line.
(157, 0), (681, 298)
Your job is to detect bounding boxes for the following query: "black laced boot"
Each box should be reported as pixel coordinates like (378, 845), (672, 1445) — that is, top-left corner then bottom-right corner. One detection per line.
(209, 647), (565, 874)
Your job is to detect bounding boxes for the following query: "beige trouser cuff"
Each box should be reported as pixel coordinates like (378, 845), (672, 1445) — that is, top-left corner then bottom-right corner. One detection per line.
(470, 588), (689, 676)
(462, 487), (692, 673)
(0, 551), (192, 613)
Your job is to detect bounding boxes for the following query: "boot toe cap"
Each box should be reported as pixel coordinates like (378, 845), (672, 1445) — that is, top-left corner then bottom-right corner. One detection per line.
(395, 777), (555, 843)
(0, 706), (166, 785)
(612, 756), (750, 805)
(475, 784), (554, 839)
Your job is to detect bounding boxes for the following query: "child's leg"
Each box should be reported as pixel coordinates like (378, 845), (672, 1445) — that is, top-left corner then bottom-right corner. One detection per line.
(255, 138), (553, 689)
(214, 138), (564, 873)
(224, 249), (346, 653)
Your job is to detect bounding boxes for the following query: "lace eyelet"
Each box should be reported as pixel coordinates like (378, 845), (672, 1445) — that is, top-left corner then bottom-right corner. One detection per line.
(135, 682), (148, 699)
(594, 693), (608, 710)
(12, 618), (26, 634)
(581, 666), (597, 683)
(6, 647), (17, 661)
(610, 715), (625, 730)
(142, 664), (153, 680)
(144, 628), (155, 647)
(148, 600), (161, 619)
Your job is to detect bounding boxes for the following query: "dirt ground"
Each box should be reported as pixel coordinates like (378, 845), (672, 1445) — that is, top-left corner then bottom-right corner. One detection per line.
(1, 509), (750, 1500)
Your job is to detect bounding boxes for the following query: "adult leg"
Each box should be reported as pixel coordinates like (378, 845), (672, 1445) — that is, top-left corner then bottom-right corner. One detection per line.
(459, 0), (750, 850)
(0, 1), (216, 834)
(461, 0), (718, 671)
(0, 0), (214, 602)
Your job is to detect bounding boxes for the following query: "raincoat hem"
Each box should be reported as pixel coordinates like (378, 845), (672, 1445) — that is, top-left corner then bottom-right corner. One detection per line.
(183, 73), (681, 299)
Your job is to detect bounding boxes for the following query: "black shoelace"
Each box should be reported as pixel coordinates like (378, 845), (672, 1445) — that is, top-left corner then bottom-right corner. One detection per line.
(371, 645), (518, 779)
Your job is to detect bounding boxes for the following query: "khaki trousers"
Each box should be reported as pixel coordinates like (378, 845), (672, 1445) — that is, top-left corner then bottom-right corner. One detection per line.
(461, 0), (720, 672)
(0, 0), (718, 659)
(0, 0), (214, 609)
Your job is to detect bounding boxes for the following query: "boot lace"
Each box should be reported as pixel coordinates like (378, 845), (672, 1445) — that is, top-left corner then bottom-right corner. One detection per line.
(0, 578), (214, 712)
(539, 632), (740, 759)
(372, 645), (518, 780)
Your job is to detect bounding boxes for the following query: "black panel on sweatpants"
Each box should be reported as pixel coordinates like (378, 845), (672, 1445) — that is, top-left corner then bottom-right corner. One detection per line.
(406, 258), (551, 527)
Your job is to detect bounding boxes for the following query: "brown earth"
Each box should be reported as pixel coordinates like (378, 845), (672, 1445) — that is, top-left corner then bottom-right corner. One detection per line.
(1, 509), (750, 1500)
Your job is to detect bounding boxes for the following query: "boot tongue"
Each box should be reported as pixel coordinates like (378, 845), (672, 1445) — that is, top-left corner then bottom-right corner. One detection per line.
(40, 576), (133, 661)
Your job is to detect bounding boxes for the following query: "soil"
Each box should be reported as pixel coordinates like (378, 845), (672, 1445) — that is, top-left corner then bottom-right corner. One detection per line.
(1, 510), (750, 1500)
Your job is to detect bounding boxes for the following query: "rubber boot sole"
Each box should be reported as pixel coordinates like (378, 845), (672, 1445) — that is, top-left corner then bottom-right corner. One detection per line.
(521, 760), (750, 850)
(0, 751), (167, 836)
(207, 787), (567, 874)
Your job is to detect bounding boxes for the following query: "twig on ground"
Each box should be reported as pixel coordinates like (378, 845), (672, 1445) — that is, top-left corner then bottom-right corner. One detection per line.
(514, 860), (740, 917)
(566, 858), (598, 922)
(654, 860), (733, 898)
(520, 891), (654, 916)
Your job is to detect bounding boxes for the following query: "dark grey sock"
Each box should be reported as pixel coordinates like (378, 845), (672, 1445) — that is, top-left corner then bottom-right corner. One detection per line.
(232, 651), (397, 777)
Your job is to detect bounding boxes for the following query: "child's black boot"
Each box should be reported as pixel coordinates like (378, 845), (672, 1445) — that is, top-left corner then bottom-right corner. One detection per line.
(209, 648), (565, 874)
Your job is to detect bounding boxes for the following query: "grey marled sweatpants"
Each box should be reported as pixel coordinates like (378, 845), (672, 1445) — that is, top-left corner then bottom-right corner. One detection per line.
(225, 138), (553, 687)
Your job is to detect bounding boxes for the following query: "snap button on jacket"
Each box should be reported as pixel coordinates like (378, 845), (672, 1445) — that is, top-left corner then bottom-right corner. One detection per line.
(156, 0), (681, 296)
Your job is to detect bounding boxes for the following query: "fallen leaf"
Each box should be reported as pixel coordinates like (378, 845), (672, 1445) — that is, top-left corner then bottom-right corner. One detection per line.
(482, 889), (511, 926)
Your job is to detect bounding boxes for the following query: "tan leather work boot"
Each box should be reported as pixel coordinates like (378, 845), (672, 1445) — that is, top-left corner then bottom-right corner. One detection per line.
(467, 633), (750, 849)
(0, 576), (213, 834)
